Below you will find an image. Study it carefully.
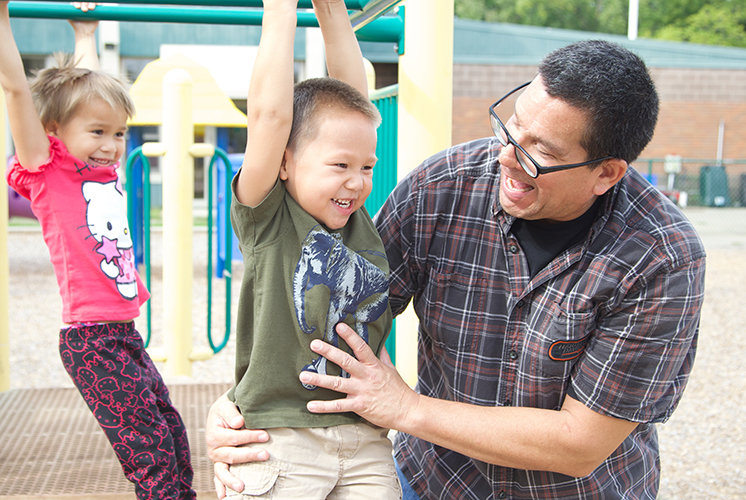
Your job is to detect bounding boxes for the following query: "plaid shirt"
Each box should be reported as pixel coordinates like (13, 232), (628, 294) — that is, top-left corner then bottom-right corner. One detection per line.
(376, 138), (705, 500)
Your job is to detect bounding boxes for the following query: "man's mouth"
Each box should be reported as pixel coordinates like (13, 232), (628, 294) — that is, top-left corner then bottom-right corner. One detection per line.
(505, 175), (534, 193)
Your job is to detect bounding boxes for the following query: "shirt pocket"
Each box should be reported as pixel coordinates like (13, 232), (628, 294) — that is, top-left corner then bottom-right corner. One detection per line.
(531, 303), (596, 380)
(421, 268), (500, 352)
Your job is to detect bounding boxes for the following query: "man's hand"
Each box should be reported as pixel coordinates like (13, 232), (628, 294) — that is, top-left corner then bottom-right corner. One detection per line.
(300, 323), (419, 431)
(206, 393), (270, 499)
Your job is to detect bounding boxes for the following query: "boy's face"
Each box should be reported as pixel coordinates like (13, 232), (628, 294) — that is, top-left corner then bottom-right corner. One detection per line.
(281, 108), (378, 230)
(47, 98), (128, 168)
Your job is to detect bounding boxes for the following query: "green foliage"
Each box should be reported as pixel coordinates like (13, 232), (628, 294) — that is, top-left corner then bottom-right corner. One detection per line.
(454, 0), (746, 48)
(655, 4), (746, 47)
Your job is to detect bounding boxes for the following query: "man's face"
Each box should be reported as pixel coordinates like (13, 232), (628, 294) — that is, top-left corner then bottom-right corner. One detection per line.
(497, 78), (612, 222)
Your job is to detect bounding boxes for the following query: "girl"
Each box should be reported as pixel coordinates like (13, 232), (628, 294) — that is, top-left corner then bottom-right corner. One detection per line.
(0, 4), (196, 498)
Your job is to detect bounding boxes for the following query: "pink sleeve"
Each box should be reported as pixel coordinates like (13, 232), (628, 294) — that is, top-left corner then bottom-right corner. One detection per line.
(5, 136), (67, 200)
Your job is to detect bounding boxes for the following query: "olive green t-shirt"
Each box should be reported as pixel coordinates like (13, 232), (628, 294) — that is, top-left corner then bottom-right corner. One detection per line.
(228, 178), (392, 429)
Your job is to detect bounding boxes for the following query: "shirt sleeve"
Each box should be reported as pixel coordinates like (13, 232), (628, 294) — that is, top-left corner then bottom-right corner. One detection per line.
(5, 136), (66, 200)
(230, 174), (284, 246)
(568, 255), (706, 424)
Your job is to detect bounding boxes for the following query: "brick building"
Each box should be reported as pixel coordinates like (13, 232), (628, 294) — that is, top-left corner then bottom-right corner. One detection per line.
(10, 14), (746, 204)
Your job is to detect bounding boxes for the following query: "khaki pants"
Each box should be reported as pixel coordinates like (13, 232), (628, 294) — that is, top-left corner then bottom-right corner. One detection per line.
(226, 423), (402, 499)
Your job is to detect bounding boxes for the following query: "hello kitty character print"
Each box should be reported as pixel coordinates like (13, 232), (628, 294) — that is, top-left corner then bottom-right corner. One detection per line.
(82, 177), (138, 300)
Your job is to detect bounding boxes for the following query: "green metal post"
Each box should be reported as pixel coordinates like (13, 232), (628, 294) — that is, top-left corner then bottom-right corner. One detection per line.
(206, 148), (232, 354)
(8, 1), (404, 44)
(125, 148), (152, 347)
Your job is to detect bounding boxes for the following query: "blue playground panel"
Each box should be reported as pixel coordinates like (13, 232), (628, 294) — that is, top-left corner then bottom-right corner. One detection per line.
(215, 153), (243, 277)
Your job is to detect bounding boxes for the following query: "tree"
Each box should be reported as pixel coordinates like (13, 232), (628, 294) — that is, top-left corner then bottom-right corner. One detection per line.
(454, 0), (746, 48)
(655, 4), (746, 47)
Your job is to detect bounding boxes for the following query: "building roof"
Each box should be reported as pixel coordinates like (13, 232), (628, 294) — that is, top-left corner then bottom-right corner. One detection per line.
(453, 18), (746, 69)
(10, 16), (746, 69)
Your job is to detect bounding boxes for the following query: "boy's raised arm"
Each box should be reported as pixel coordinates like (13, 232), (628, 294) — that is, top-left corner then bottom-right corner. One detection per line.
(235, 0), (298, 207)
(0, 2), (50, 171)
(313, 0), (368, 96)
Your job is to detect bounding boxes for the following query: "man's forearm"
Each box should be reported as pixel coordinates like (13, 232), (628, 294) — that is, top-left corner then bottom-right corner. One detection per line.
(400, 393), (637, 478)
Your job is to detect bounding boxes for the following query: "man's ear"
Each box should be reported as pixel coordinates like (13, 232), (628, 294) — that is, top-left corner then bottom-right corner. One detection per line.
(593, 159), (627, 196)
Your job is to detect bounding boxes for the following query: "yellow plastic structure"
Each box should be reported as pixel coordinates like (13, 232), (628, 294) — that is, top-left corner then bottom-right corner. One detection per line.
(0, 89), (9, 391)
(395, 0), (454, 387)
(128, 52), (247, 127)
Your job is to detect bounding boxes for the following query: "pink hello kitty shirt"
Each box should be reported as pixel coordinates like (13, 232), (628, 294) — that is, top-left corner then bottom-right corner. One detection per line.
(7, 136), (149, 323)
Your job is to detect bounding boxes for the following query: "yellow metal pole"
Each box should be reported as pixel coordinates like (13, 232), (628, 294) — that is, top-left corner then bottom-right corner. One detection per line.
(0, 89), (9, 392)
(395, 0), (453, 386)
(161, 69), (195, 377)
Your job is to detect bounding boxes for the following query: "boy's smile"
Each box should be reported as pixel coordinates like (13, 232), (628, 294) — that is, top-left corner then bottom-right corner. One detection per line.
(47, 98), (128, 168)
(281, 107), (378, 230)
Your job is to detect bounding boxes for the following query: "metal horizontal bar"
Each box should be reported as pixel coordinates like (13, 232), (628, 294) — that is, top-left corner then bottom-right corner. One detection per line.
(10, 0), (366, 9)
(349, 0), (403, 30)
(8, 2), (402, 44)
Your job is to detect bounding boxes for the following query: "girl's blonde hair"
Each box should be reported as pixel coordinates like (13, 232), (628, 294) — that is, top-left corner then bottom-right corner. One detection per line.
(29, 54), (135, 129)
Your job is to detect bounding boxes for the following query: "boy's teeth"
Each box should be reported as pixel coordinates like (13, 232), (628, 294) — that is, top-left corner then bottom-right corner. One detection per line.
(334, 199), (351, 207)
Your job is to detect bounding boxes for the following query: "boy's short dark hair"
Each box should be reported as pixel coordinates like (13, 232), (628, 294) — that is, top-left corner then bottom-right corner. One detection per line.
(287, 77), (381, 153)
(29, 54), (135, 129)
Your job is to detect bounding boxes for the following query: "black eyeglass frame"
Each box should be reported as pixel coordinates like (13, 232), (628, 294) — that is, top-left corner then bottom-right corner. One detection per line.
(489, 81), (614, 178)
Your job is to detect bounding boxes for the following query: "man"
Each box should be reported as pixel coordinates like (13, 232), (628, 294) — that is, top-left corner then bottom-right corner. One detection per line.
(207, 40), (705, 500)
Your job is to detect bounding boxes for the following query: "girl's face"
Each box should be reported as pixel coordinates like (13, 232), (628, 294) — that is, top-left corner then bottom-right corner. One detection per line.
(47, 98), (128, 167)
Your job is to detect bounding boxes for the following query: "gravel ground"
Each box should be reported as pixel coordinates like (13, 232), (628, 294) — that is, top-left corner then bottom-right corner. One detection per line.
(4, 207), (746, 499)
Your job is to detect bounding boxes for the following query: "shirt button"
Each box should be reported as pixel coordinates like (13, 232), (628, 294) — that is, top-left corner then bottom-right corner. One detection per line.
(498, 492), (508, 499)
(504, 400), (512, 407)
(516, 300), (525, 308)
(508, 244), (519, 254)
(508, 350), (518, 360)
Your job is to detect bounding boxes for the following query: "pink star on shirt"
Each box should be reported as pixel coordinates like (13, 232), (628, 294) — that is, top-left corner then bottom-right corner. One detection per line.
(96, 236), (121, 263)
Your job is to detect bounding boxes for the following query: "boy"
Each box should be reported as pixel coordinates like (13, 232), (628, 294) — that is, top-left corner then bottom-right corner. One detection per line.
(224, 0), (399, 498)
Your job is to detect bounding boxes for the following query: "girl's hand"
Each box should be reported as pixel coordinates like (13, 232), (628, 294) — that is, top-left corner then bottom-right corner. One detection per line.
(73, 2), (99, 12)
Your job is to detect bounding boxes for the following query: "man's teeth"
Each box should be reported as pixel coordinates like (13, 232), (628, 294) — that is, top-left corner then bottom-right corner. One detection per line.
(507, 177), (533, 192)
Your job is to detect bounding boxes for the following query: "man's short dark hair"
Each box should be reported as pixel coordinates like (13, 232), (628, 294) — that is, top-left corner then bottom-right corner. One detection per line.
(538, 39), (659, 164)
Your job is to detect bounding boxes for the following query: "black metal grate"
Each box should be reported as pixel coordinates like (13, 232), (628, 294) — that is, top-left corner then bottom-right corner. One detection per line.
(0, 383), (232, 498)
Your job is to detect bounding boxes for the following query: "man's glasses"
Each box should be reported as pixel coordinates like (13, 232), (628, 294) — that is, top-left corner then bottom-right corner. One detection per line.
(489, 82), (614, 178)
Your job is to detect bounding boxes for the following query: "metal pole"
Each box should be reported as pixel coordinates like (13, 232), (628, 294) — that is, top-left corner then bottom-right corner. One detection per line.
(10, 0), (366, 8)
(9, 2), (403, 43)
(717, 119), (725, 166)
(161, 69), (195, 377)
(628, 0), (639, 41)
(350, 0), (404, 30)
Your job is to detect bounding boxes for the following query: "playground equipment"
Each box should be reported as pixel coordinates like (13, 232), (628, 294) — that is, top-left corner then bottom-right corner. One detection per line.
(1, 90), (8, 392)
(124, 51), (247, 368)
(1, 0), (453, 387)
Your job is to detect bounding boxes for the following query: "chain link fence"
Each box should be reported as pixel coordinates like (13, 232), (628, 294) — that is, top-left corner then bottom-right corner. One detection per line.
(632, 157), (746, 210)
